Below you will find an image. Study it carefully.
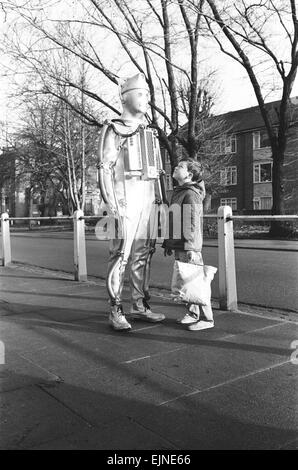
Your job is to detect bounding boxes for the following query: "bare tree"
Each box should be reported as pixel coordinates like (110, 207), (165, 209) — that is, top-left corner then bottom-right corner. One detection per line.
(10, 90), (98, 216)
(189, 0), (298, 234)
(1, 0), (221, 169)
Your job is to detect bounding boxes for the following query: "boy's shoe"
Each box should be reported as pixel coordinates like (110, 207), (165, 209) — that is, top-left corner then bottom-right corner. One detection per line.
(130, 299), (165, 323)
(109, 305), (132, 331)
(188, 320), (214, 331)
(176, 313), (199, 324)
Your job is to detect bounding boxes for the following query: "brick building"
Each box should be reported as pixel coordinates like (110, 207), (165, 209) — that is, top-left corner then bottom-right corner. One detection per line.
(164, 98), (298, 214)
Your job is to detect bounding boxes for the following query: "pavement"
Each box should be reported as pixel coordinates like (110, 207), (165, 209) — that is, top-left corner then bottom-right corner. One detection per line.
(0, 262), (298, 450)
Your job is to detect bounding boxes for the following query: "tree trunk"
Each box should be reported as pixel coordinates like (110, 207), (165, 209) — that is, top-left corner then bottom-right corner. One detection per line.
(203, 192), (212, 213)
(271, 148), (285, 215)
(188, 139), (197, 160)
(269, 147), (294, 237)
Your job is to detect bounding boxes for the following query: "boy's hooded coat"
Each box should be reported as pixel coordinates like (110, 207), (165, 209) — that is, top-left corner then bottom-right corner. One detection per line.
(163, 181), (205, 252)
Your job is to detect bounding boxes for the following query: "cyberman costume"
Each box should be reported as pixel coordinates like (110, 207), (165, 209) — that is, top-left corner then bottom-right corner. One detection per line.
(97, 73), (167, 330)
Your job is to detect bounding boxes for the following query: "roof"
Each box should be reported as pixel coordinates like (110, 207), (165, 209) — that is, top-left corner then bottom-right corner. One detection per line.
(215, 97), (298, 133)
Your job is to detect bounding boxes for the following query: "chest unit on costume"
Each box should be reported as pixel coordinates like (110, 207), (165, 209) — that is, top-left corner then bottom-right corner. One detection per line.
(97, 119), (168, 209)
(123, 126), (162, 180)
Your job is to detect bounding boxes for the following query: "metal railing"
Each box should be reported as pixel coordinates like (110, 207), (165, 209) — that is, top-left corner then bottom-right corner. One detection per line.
(1, 209), (297, 311)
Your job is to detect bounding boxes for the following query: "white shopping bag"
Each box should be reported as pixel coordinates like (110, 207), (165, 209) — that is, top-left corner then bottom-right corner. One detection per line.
(171, 260), (217, 306)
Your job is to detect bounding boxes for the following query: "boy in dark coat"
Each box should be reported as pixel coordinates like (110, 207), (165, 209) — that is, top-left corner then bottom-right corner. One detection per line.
(163, 158), (214, 331)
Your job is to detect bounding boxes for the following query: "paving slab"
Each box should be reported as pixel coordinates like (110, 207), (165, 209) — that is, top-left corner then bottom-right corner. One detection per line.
(29, 414), (176, 450)
(37, 362), (196, 426)
(138, 363), (298, 450)
(0, 350), (61, 393)
(133, 340), (291, 392)
(0, 383), (92, 450)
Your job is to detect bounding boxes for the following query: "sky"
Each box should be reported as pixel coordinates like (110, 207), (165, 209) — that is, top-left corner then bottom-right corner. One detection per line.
(210, 53), (298, 114)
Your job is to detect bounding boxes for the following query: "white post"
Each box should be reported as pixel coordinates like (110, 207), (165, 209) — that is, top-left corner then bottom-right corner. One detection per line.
(1, 212), (12, 266)
(217, 206), (237, 310)
(73, 210), (87, 281)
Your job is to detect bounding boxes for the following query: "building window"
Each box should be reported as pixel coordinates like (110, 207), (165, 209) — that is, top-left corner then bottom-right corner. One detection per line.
(230, 135), (237, 153)
(253, 197), (272, 210)
(220, 166), (237, 186)
(220, 198), (237, 210)
(253, 130), (270, 149)
(219, 135), (237, 154)
(164, 151), (170, 163)
(166, 174), (173, 190)
(254, 162), (272, 183)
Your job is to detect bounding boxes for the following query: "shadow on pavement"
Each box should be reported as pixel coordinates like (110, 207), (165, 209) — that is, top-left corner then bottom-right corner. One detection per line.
(1, 370), (297, 450)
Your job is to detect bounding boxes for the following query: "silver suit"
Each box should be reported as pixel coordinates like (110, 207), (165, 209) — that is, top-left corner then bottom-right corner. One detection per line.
(97, 119), (166, 308)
